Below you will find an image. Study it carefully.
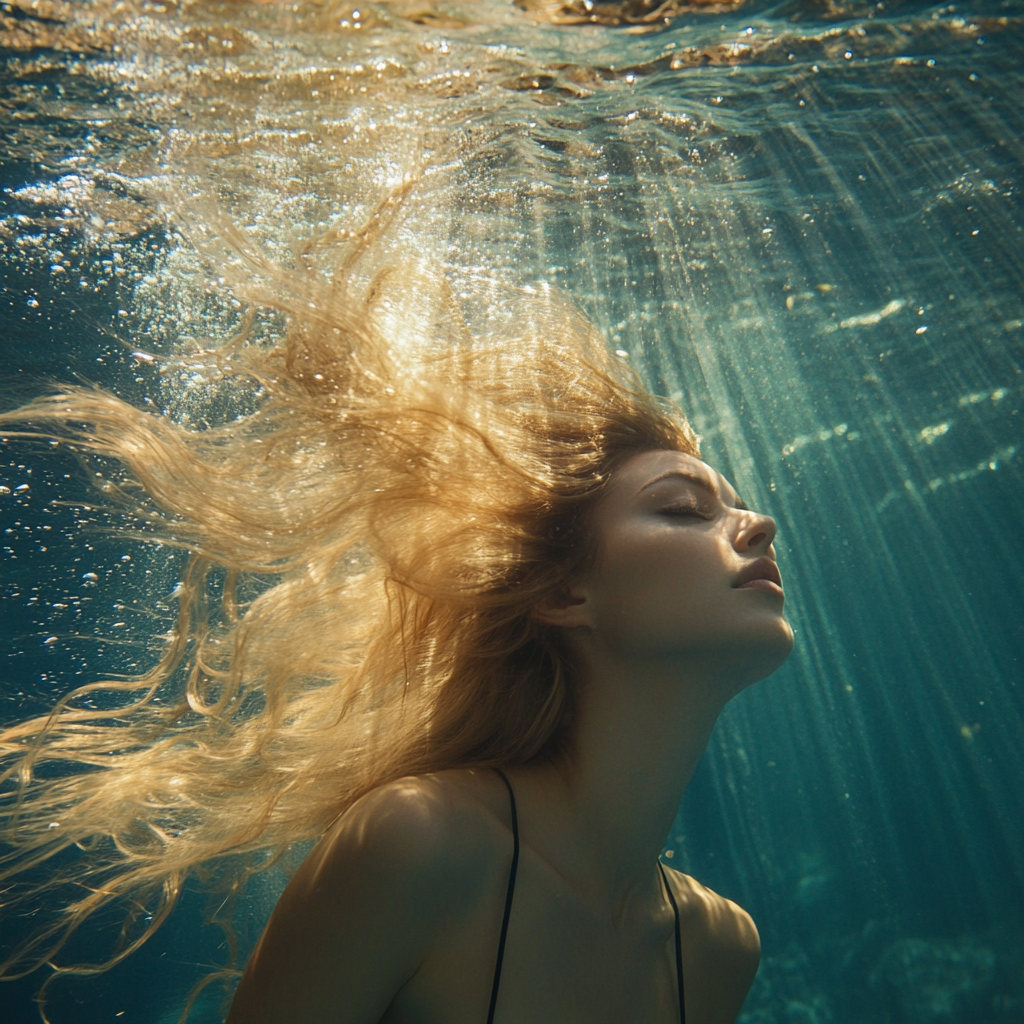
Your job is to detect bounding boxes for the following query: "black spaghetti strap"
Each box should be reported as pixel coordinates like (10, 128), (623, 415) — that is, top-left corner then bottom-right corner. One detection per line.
(658, 861), (687, 1024)
(482, 778), (682, 1024)
(486, 769), (520, 1024)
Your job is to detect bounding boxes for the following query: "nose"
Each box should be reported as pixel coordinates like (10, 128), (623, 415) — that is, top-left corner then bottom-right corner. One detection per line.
(735, 510), (777, 553)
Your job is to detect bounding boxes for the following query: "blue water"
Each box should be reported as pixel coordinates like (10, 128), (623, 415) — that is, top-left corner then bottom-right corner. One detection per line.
(2, 1), (1022, 1021)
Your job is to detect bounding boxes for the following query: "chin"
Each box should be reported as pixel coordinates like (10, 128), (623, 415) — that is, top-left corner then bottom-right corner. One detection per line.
(747, 619), (795, 683)
(718, 618), (795, 695)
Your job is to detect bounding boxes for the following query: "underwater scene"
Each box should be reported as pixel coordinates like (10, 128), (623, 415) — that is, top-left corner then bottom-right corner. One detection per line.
(1, 0), (1021, 1021)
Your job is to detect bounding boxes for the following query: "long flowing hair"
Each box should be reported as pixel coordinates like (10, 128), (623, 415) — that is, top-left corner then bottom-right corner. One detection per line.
(0, 184), (699, 1008)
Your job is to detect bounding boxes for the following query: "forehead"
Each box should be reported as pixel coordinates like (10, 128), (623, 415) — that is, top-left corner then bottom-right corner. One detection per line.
(602, 449), (741, 508)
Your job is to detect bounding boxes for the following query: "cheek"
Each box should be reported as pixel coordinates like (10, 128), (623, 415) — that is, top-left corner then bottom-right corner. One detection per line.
(590, 528), (729, 644)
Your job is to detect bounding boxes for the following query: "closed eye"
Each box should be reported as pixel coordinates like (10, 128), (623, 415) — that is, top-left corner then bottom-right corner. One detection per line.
(660, 502), (713, 519)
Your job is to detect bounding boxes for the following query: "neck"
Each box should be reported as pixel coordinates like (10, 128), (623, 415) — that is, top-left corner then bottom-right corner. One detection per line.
(514, 645), (732, 915)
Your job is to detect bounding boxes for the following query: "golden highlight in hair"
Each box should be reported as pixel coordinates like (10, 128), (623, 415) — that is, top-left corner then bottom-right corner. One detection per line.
(0, 188), (699, 1010)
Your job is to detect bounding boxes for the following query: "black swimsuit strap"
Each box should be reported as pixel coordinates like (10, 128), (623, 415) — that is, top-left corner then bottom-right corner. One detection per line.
(486, 768), (520, 1024)
(484, 773), (684, 1024)
(658, 861), (687, 1024)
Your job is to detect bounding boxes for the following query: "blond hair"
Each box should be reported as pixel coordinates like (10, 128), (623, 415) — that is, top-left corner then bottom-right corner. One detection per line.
(0, 191), (699, 1008)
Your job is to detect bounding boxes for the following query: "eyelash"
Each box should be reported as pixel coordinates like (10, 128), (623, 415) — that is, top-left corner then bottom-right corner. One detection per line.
(660, 502), (714, 520)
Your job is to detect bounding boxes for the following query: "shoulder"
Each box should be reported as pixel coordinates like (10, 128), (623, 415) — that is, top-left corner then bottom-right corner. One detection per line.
(299, 769), (511, 917)
(663, 865), (760, 958)
(228, 770), (511, 1023)
(661, 864), (760, 1020)
(341, 770), (508, 866)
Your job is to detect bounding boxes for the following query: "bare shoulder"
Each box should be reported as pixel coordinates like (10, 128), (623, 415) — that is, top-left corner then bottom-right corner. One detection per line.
(308, 769), (506, 892)
(228, 770), (509, 1024)
(662, 865), (760, 959)
(661, 865), (760, 1023)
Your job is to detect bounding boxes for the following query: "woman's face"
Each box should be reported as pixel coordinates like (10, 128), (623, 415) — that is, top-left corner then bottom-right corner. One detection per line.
(569, 449), (794, 686)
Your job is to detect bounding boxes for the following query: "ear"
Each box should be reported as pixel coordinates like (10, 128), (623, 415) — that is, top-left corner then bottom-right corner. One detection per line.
(530, 584), (594, 630)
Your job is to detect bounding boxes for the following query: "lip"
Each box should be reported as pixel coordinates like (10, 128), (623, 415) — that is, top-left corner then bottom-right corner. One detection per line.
(736, 577), (785, 597)
(733, 557), (784, 596)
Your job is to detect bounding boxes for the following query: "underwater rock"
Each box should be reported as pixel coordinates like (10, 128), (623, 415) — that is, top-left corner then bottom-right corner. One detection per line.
(870, 936), (996, 1021)
(740, 943), (837, 1024)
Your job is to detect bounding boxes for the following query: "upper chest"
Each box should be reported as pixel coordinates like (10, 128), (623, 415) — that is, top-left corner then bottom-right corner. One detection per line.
(383, 848), (684, 1024)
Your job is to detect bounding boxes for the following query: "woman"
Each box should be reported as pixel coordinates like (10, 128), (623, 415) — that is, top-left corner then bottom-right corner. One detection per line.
(0, 195), (792, 1023)
(229, 448), (791, 1024)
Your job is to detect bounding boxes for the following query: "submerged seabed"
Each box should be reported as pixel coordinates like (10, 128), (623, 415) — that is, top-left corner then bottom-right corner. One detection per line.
(1, 0), (1022, 1021)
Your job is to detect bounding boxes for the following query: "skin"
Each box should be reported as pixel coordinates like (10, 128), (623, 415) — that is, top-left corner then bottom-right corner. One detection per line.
(228, 449), (794, 1024)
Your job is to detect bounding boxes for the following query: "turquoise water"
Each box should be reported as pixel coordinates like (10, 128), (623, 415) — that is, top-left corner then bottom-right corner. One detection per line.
(2, 1), (1022, 1021)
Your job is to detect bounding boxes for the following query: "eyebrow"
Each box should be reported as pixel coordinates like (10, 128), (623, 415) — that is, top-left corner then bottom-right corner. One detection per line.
(637, 470), (749, 511)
